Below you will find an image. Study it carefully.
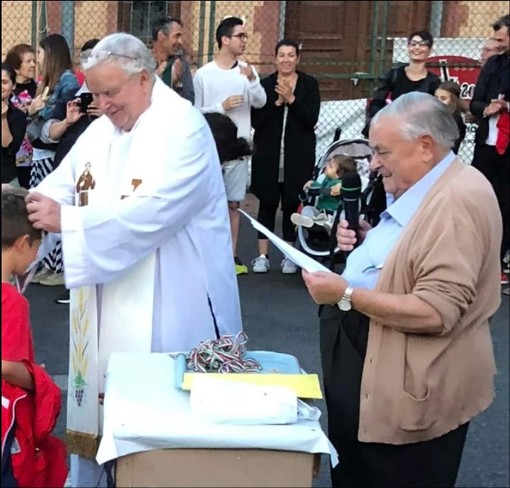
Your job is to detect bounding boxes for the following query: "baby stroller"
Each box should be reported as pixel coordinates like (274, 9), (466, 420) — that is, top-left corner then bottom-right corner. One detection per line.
(295, 131), (374, 261)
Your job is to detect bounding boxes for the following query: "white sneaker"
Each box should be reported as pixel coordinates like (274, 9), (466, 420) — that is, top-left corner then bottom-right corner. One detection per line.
(251, 255), (270, 273)
(291, 213), (314, 228)
(281, 257), (298, 274)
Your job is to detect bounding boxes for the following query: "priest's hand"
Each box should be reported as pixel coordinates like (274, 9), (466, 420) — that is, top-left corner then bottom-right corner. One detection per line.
(25, 192), (62, 233)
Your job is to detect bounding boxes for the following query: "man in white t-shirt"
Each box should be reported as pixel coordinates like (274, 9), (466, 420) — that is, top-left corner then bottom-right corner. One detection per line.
(193, 16), (266, 275)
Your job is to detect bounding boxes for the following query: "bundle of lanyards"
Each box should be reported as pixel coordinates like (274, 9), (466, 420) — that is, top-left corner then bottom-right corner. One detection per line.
(186, 331), (261, 373)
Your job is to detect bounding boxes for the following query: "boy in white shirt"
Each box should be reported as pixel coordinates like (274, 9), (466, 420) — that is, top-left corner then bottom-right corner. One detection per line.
(193, 16), (266, 274)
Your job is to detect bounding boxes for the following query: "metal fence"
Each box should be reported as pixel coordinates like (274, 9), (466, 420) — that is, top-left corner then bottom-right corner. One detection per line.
(2, 1), (509, 163)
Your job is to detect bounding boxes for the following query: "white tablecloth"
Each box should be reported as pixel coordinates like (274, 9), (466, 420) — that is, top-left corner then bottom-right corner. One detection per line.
(96, 352), (338, 466)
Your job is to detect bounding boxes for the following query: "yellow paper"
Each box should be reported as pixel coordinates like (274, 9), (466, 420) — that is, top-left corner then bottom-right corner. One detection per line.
(182, 373), (323, 399)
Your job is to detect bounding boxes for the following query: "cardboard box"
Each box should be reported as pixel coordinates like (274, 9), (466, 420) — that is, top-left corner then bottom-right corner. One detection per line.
(116, 448), (320, 487)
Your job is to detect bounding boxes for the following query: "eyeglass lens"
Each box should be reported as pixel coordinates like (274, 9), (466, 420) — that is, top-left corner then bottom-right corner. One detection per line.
(409, 41), (429, 47)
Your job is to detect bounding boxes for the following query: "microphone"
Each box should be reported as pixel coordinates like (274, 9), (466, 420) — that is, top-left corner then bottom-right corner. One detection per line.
(328, 171), (362, 268)
(341, 171), (362, 233)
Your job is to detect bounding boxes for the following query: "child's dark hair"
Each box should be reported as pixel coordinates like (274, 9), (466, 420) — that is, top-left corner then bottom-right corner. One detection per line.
(2, 188), (42, 249)
(436, 80), (465, 116)
(330, 154), (357, 176)
(204, 113), (252, 164)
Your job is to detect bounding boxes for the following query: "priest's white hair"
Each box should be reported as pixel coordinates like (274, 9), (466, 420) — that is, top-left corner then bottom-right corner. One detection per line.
(83, 32), (156, 78)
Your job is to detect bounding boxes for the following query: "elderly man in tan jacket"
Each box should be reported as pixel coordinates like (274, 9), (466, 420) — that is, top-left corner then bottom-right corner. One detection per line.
(303, 92), (501, 487)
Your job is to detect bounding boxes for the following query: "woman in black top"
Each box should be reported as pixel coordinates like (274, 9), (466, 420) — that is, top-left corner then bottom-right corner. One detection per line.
(250, 38), (321, 274)
(5, 44), (37, 104)
(1, 63), (27, 185)
(360, 31), (441, 223)
(5, 44), (37, 188)
(362, 30), (441, 137)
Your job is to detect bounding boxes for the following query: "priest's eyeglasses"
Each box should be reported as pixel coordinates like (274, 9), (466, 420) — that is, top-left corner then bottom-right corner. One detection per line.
(89, 51), (139, 62)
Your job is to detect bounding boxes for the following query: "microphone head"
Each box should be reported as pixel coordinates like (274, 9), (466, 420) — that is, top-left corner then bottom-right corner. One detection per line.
(341, 171), (362, 200)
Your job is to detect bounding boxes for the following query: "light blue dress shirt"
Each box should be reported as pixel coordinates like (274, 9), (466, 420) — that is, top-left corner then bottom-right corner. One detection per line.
(342, 151), (456, 290)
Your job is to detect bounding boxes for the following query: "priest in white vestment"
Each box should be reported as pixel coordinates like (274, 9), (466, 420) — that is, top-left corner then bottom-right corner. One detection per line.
(26, 33), (243, 487)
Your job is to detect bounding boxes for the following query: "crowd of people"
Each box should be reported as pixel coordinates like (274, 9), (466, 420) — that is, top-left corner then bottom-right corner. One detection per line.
(1, 11), (509, 488)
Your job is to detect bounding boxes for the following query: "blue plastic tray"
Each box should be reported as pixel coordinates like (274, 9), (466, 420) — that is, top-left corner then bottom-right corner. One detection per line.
(173, 350), (301, 389)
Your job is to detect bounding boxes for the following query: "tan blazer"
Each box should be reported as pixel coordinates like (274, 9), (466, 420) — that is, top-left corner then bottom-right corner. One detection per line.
(358, 160), (502, 444)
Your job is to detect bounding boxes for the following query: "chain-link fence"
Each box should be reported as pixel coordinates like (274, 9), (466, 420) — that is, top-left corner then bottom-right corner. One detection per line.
(2, 0), (509, 163)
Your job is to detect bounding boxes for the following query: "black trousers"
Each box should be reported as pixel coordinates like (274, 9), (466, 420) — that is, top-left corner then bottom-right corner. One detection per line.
(16, 166), (31, 189)
(319, 305), (469, 488)
(257, 183), (299, 243)
(472, 143), (510, 264)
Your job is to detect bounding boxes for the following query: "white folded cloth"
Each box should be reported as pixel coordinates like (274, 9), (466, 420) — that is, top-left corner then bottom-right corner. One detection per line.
(190, 376), (298, 425)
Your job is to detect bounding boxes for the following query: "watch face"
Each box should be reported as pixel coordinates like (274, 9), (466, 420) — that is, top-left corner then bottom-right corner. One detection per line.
(338, 300), (351, 311)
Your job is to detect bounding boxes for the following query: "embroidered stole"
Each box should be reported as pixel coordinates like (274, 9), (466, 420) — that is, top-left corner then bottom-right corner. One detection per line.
(66, 121), (156, 459)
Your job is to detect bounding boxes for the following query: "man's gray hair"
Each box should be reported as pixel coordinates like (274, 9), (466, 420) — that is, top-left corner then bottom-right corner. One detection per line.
(83, 32), (156, 77)
(372, 92), (459, 150)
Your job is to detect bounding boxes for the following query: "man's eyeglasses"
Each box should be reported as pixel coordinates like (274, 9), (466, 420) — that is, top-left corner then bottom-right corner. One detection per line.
(229, 33), (249, 41)
(408, 41), (431, 48)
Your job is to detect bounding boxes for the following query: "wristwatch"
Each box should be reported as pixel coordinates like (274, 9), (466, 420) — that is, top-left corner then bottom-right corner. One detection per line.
(337, 285), (354, 311)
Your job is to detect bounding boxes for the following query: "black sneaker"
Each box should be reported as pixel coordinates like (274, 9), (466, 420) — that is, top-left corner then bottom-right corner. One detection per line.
(55, 290), (70, 304)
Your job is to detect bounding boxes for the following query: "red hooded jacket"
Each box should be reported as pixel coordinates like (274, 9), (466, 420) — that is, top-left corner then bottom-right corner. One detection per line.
(1, 362), (68, 487)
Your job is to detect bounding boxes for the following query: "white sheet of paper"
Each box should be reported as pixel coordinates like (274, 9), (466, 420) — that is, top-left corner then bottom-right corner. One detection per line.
(239, 209), (332, 273)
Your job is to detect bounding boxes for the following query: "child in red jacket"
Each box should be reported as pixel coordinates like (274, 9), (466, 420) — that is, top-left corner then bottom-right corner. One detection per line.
(1, 187), (68, 487)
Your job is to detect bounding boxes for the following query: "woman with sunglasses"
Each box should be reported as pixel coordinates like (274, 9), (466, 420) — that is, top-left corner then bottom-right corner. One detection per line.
(362, 30), (441, 137)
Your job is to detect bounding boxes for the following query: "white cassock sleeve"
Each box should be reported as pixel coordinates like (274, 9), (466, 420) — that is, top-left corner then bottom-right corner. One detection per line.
(36, 111), (216, 288)
(30, 150), (77, 268)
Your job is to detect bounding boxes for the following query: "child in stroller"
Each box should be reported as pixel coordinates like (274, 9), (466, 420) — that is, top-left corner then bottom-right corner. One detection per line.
(291, 154), (357, 235)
